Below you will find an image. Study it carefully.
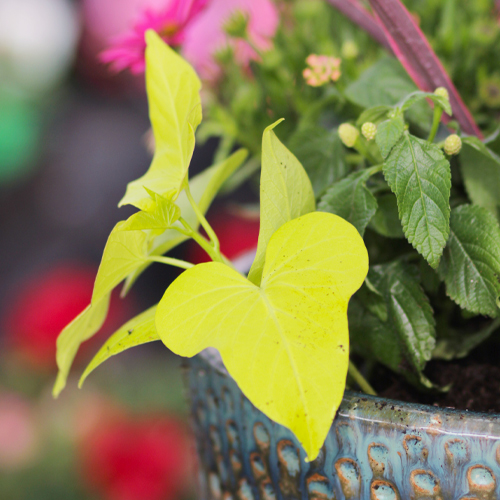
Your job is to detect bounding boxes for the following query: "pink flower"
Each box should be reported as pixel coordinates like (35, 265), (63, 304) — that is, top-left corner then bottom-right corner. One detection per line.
(182, 0), (279, 81)
(303, 54), (342, 87)
(100, 0), (208, 74)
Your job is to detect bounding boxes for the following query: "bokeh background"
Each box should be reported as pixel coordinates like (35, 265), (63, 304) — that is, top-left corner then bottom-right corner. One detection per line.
(1, 0), (500, 498)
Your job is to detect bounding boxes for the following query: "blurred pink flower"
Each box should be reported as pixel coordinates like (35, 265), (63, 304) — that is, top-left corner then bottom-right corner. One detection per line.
(182, 0), (279, 81)
(100, 0), (208, 74)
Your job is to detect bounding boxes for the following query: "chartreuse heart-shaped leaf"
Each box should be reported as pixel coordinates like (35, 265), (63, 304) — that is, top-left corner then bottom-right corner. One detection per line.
(53, 295), (110, 397)
(384, 132), (451, 268)
(156, 211), (368, 460)
(79, 306), (159, 387)
(247, 120), (315, 286)
(119, 30), (202, 210)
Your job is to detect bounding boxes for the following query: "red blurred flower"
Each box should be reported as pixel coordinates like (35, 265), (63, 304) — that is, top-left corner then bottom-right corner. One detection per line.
(3, 263), (133, 371)
(100, 0), (208, 74)
(80, 415), (192, 500)
(186, 204), (260, 274)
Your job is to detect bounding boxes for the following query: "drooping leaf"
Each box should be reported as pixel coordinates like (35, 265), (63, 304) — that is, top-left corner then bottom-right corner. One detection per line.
(376, 114), (405, 158)
(122, 149), (248, 294)
(369, 193), (404, 238)
(247, 120), (315, 286)
(288, 125), (348, 197)
(433, 319), (500, 361)
(460, 137), (500, 219)
(92, 224), (149, 305)
(384, 132), (451, 268)
(398, 91), (452, 116)
(119, 31), (202, 209)
(53, 294), (110, 397)
(121, 190), (181, 234)
(156, 212), (368, 460)
(79, 306), (159, 387)
(438, 204), (500, 317)
(318, 169), (377, 236)
(350, 261), (436, 387)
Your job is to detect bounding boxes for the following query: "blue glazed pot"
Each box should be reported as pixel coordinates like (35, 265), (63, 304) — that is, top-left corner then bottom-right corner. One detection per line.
(185, 349), (500, 500)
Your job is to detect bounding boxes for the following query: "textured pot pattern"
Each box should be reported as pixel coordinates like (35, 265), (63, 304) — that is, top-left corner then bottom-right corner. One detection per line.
(185, 350), (500, 500)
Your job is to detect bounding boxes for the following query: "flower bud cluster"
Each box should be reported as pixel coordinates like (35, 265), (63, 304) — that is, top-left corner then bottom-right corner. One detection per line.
(338, 123), (359, 148)
(303, 54), (341, 87)
(444, 134), (462, 155)
(361, 122), (377, 141)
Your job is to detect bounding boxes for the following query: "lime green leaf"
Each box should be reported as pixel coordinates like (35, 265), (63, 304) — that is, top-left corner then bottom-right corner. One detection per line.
(247, 120), (315, 286)
(92, 223), (149, 304)
(384, 132), (451, 268)
(121, 191), (181, 233)
(350, 262), (436, 388)
(119, 30), (201, 209)
(438, 204), (500, 317)
(398, 91), (452, 116)
(156, 212), (368, 460)
(53, 294), (110, 397)
(460, 137), (500, 218)
(318, 169), (377, 236)
(288, 126), (348, 197)
(356, 105), (392, 126)
(376, 115), (405, 158)
(369, 193), (404, 238)
(122, 148), (248, 294)
(79, 306), (159, 387)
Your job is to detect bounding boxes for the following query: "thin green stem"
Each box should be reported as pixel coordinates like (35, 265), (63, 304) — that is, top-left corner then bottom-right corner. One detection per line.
(185, 185), (222, 259)
(428, 106), (443, 143)
(348, 361), (377, 396)
(147, 255), (194, 270)
(179, 217), (223, 263)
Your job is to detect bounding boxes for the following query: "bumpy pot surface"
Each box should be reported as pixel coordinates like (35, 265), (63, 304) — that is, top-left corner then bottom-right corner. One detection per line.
(185, 349), (500, 500)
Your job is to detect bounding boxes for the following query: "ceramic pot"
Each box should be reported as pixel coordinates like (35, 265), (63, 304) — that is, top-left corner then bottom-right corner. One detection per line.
(185, 349), (500, 500)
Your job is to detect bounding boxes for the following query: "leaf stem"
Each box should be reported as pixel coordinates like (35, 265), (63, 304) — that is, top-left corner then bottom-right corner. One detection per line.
(179, 217), (223, 263)
(185, 184), (222, 259)
(348, 360), (377, 396)
(428, 105), (443, 143)
(147, 255), (194, 270)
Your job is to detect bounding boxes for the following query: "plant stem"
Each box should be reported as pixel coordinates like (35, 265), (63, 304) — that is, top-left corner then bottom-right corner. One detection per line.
(428, 105), (443, 143)
(185, 185), (222, 259)
(147, 255), (194, 270)
(348, 361), (377, 396)
(179, 217), (223, 263)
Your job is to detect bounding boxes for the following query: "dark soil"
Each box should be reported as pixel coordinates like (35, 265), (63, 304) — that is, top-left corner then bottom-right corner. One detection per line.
(371, 344), (500, 413)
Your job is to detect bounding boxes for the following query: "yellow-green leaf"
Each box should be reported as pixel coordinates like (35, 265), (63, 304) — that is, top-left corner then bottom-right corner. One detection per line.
(79, 306), (159, 387)
(156, 212), (368, 460)
(92, 223), (149, 304)
(119, 30), (202, 209)
(247, 120), (315, 286)
(53, 294), (110, 397)
(121, 190), (181, 234)
(122, 148), (248, 294)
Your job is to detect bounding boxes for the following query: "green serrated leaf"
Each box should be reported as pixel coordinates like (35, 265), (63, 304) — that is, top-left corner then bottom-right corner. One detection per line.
(156, 211), (368, 460)
(398, 91), (452, 116)
(53, 294), (110, 397)
(356, 105), (392, 126)
(79, 306), (159, 387)
(288, 125), (348, 197)
(318, 169), (377, 236)
(357, 279), (388, 322)
(369, 193), (404, 238)
(247, 120), (315, 286)
(121, 191), (181, 233)
(122, 148), (248, 294)
(438, 204), (500, 317)
(119, 31), (201, 209)
(376, 115), (405, 158)
(350, 262), (436, 387)
(460, 137), (500, 218)
(384, 132), (451, 268)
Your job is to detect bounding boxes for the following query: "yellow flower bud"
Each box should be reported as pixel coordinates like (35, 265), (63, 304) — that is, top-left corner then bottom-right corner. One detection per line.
(434, 87), (449, 100)
(338, 123), (359, 148)
(361, 122), (377, 141)
(444, 134), (462, 155)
